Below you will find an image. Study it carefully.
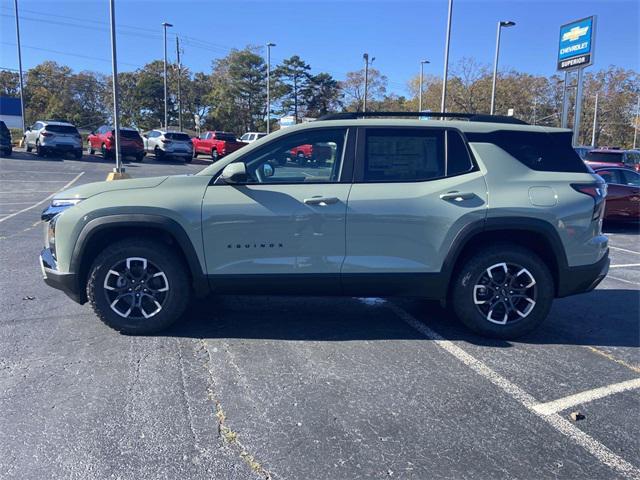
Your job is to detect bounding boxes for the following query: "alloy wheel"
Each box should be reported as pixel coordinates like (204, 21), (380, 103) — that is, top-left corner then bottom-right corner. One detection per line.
(472, 262), (537, 325)
(103, 257), (169, 319)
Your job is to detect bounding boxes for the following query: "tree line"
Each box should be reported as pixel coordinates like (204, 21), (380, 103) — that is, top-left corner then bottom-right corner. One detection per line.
(0, 47), (638, 147)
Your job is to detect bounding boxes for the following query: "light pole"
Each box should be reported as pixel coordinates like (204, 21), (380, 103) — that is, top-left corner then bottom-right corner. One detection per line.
(109, 0), (123, 176)
(591, 92), (599, 147)
(633, 96), (639, 149)
(266, 42), (275, 134)
(419, 60), (430, 113)
(440, 0), (453, 113)
(13, 0), (25, 134)
(162, 21), (173, 129)
(363, 53), (374, 113)
(176, 36), (182, 132)
(490, 20), (515, 115)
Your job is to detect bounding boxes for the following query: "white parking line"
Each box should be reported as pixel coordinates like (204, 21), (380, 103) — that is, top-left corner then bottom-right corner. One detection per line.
(610, 246), (640, 255)
(532, 378), (640, 415)
(385, 302), (640, 480)
(0, 202), (40, 205)
(610, 263), (640, 268)
(606, 275), (640, 286)
(0, 170), (79, 174)
(0, 172), (84, 224)
(0, 180), (75, 183)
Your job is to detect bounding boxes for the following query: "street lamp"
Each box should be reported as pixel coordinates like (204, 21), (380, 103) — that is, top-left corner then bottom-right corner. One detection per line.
(266, 42), (276, 134)
(419, 59), (430, 113)
(162, 21), (173, 129)
(490, 20), (515, 115)
(13, 0), (25, 134)
(109, 0), (123, 177)
(363, 53), (375, 113)
(440, 0), (453, 114)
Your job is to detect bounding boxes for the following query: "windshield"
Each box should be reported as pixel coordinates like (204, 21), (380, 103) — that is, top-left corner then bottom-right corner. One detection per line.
(585, 151), (624, 163)
(165, 132), (191, 141)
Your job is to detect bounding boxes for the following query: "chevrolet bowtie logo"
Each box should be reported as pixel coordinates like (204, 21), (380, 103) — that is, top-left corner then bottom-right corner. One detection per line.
(562, 25), (589, 42)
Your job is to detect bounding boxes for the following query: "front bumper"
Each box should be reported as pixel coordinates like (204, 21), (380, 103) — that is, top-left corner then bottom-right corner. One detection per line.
(40, 248), (85, 304)
(557, 249), (610, 297)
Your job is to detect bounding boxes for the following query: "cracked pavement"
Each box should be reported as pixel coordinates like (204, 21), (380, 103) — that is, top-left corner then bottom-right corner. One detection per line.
(1, 151), (639, 479)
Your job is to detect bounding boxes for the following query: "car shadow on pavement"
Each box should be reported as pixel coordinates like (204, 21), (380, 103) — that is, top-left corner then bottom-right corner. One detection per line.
(604, 222), (640, 235)
(162, 288), (639, 349)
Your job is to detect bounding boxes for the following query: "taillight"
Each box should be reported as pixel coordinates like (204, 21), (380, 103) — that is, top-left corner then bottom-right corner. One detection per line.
(572, 182), (607, 220)
(161, 138), (172, 144)
(41, 131), (53, 137)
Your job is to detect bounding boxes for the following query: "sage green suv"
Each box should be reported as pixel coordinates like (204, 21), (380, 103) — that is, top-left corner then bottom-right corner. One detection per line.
(40, 113), (610, 338)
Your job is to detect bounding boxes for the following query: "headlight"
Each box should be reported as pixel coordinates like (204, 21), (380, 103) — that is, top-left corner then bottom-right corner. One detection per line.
(41, 198), (84, 221)
(47, 215), (58, 258)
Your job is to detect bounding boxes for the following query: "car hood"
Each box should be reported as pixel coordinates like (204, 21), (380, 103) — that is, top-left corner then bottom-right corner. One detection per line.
(54, 175), (169, 201)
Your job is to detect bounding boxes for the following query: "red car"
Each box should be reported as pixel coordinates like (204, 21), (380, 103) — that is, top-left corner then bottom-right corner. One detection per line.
(192, 131), (246, 161)
(585, 149), (640, 172)
(87, 126), (144, 161)
(593, 166), (640, 222)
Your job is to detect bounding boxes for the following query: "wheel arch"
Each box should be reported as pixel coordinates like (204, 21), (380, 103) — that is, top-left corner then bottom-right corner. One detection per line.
(443, 218), (568, 300)
(71, 214), (209, 302)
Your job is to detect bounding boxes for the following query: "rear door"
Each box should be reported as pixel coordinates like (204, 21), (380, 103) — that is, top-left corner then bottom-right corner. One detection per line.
(201, 127), (355, 294)
(343, 127), (488, 296)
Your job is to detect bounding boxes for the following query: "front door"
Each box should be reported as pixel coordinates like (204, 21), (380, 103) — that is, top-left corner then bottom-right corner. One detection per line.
(343, 127), (488, 296)
(201, 127), (354, 294)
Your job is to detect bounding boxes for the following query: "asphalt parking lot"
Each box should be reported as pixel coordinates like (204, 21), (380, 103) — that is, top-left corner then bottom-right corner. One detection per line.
(0, 148), (638, 479)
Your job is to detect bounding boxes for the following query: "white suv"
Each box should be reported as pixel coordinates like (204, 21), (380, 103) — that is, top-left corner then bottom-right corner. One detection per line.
(24, 120), (83, 158)
(240, 132), (267, 143)
(143, 130), (193, 162)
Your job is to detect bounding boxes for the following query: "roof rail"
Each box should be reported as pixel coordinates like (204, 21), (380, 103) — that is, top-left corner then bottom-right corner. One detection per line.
(316, 111), (528, 125)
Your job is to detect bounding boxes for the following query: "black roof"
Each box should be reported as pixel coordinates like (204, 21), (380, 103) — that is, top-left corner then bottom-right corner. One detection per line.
(316, 111), (528, 125)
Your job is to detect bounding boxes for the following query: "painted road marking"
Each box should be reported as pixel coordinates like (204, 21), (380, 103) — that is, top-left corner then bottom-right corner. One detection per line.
(0, 179), (77, 183)
(587, 347), (640, 374)
(0, 172), (84, 224)
(610, 263), (640, 268)
(606, 275), (640, 286)
(532, 378), (640, 415)
(385, 302), (640, 480)
(610, 246), (640, 255)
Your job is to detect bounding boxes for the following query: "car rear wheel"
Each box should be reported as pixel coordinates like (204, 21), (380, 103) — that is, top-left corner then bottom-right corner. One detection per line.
(134, 153), (144, 162)
(101, 143), (111, 159)
(25, 138), (32, 152)
(154, 147), (165, 161)
(36, 140), (45, 157)
(451, 245), (554, 339)
(87, 239), (190, 334)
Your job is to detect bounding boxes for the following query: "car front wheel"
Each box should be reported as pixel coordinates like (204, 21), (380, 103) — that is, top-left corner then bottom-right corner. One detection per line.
(87, 239), (190, 334)
(451, 245), (554, 339)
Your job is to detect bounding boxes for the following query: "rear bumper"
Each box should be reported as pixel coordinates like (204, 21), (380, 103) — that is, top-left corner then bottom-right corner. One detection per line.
(40, 248), (85, 304)
(557, 249), (610, 297)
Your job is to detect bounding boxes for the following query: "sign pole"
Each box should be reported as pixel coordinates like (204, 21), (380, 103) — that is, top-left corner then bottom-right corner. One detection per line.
(572, 67), (584, 146)
(591, 92), (598, 147)
(561, 72), (570, 128)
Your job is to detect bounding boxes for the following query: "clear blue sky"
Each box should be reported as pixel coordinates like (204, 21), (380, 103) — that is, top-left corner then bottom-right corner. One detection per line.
(1, 0), (638, 95)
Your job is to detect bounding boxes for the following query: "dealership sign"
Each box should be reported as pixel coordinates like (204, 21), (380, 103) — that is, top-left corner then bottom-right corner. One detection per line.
(557, 16), (596, 71)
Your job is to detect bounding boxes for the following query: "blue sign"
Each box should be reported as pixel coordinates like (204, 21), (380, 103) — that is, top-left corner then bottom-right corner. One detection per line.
(557, 16), (595, 71)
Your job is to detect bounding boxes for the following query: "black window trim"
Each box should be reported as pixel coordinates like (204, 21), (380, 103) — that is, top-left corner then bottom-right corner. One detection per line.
(209, 126), (356, 186)
(352, 126), (479, 184)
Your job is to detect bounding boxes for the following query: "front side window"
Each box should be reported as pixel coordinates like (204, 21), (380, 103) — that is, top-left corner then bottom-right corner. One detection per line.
(621, 169), (640, 186)
(596, 170), (622, 184)
(229, 128), (347, 184)
(363, 129), (445, 182)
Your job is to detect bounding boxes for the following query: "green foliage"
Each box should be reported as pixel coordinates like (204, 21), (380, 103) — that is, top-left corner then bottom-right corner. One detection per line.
(275, 55), (311, 121)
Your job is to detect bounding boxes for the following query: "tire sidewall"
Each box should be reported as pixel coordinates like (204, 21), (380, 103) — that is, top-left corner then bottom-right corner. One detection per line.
(87, 241), (190, 334)
(452, 247), (554, 339)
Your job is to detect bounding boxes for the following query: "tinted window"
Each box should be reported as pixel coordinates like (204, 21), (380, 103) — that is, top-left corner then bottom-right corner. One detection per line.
(214, 132), (237, 141)
(467, 130), (589, 173)
(228, 128), (347, 184)
(46, 125), (78, 134)
(585, 151), (624, 163)
(595, 170), (622, 184)
(447, 130), (474, 176)
(364, 129), (444, 182)
(620, 169), (640, 186)
(120, 129), (141, 139)
(165, 132), (191, 141)
(257, 133), (267, 139)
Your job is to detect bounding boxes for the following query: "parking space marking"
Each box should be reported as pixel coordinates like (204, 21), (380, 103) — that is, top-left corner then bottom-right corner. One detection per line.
(606, 275), (640, 286)
(0, 180), (77, 183)
(386, 302), (640, 480)
(610, 263), (640, 268)
(0, 172), (84, 224)
(587, 347), (640, 374)
(610, 246), (640, 255)
(0, 170), (79, 175)
(532, 378), (640, 415)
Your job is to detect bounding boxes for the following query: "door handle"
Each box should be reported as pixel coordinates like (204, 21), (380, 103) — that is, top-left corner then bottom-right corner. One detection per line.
(304, 196), (339, 206)
(440, 191), (475, 202)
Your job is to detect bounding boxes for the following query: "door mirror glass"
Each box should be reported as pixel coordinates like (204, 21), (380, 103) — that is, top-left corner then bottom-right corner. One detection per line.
(261, 162), (274, 178)
(220, 162), (248, 184)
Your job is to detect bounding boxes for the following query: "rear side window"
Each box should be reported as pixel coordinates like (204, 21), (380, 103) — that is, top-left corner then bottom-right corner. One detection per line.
(46, 125), (78, 134)
(364, 129), (445, 182)
(214, 132), (237, 141)
(467, 130), (589, 173)
(119, 129), (141, 139)
(165, 132), (191, 141)
(447, 130), (474, 176)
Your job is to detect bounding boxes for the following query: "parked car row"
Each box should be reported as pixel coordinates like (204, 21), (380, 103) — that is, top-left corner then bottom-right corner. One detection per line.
(0, 120), (12, 156)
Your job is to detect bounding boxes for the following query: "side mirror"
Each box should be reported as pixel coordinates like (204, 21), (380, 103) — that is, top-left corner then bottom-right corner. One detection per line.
(219, 163), (247, 184)
(27, 126), (31, 132)
(262, 162), (275, 178)
(143, 134), (148, 138)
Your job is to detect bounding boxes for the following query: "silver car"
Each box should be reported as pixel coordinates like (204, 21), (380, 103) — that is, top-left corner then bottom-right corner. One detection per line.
(143, 130), (193, 163)
(24, 120), (83, 158)
(240, 132), (267, 144)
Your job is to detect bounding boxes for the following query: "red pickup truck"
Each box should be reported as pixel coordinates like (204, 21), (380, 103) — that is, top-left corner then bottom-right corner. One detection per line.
(192, 131), (246, 161)
(285, 143), (332, 166)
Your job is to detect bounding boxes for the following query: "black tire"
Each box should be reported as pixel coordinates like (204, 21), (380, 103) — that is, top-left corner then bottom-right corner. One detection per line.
(25, 139), (32, 152)
(87, 143), (95, 155)
(193, 150), (199, 158)
(87, 239), (191, 334)
(184, 156), (192, 163)
(155, 147), (165, 161)
(134, 153), (144, 162)
(451, 244), (554, 339)
(101, 144), (111, 159)
(74, 149), (83, 159)
(36, 140), (45, 157)
(4, 148), (12, 156)
(296, 152), (306, 166)
(211, 148), (218, 161)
